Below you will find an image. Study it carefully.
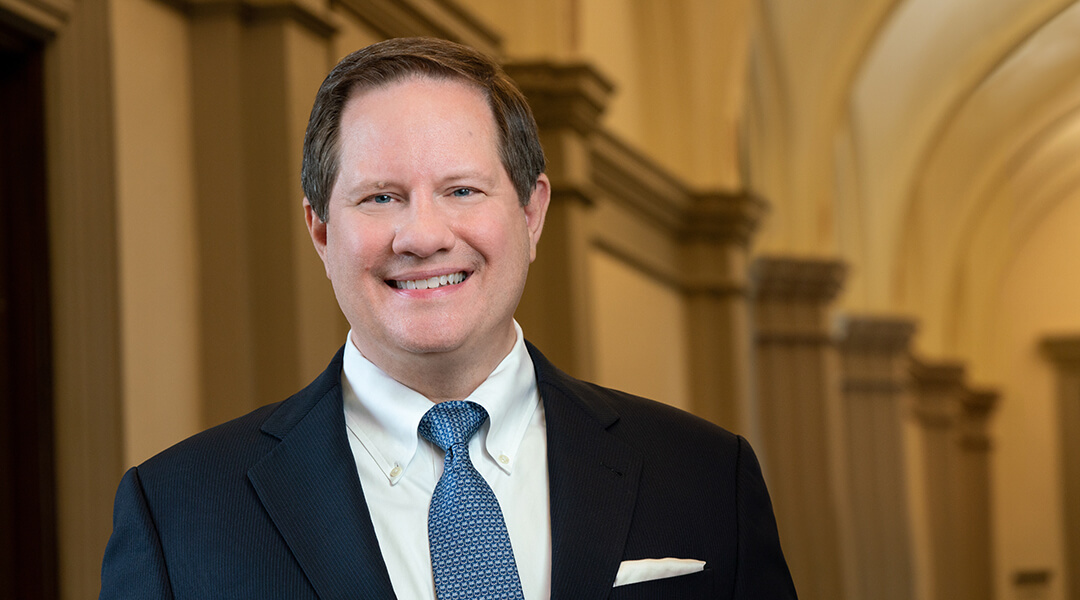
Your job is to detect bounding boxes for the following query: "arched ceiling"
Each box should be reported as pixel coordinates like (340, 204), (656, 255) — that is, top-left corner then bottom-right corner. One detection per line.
(750, 0), (1080, 364)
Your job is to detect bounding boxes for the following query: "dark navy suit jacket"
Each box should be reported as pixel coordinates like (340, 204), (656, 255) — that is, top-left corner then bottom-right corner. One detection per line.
(100, 342), (797, 599)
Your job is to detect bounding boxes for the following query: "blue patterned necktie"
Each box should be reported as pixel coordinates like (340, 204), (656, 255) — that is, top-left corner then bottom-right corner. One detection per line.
(418, 401), (525, 600)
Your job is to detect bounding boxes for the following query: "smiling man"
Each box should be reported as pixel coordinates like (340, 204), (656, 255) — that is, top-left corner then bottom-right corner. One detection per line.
(100, 37), (797, 600)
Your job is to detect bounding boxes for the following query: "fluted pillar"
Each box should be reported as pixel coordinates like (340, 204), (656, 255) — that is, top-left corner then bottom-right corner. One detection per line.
(1041, 336), (1080, 600)
(836, 316), (916, 600)
(752, 256), (850, 600)
(911, 360), (966, 600)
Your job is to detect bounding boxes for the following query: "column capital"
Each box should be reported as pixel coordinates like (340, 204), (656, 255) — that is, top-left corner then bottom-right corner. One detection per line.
(750, 256), (846, 303)
(1041, 335), (1080, 368)
(186, 0), (337, 38)
(959, 389), (999, 451)
(836, 315), (917, 354)
(504, 61), (615, 136)
(682, 191), (768, 247)
(910, 359), (966, 428)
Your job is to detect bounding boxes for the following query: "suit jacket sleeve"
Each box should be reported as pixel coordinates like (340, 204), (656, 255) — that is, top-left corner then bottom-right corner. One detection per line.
(99, 467), (175, 600)
(733, 436), (797, 599)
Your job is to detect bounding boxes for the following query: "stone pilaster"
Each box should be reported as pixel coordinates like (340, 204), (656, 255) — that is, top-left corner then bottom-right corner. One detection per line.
(679, 192), (766, 432)
(957, 389), (998, 600)
(836, 316), (917, 600)
(505, 62), (614, 381)
(1040, 336), (1080, 600)
(188, 1), (343, 427)
(911, 359), (966, 600)
(752, 256), (850, 600)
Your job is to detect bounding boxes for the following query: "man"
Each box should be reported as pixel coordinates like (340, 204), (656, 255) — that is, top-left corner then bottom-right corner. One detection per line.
(100, 37), (797, 599)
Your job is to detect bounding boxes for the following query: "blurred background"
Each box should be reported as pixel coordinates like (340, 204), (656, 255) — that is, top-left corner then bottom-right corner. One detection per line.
(3, 0), (1080, 598)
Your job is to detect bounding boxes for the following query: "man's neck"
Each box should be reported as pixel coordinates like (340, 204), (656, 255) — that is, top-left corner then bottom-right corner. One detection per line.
(350, 330), (518, 403)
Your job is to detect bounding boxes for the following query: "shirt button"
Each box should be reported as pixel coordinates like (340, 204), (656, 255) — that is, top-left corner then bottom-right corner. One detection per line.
(498, 454), (510, 465)
(389, 465), (402, 477)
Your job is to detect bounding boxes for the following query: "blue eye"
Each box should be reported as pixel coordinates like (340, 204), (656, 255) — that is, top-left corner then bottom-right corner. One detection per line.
(371, 194), (393, 204)
(451, 188), (474, 197)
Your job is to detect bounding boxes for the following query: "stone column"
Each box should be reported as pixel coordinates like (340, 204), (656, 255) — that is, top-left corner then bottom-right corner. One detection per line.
(505, 62), (613, 380)
(681, 192), (766, 433)
(188, 1), (339, 426)
(836, 316), (916, 600)
(956, 389), (998, 600)
(751, 256), (850, 600)
(910, 359), (966, 600)
(1040, 336), (1080, 600)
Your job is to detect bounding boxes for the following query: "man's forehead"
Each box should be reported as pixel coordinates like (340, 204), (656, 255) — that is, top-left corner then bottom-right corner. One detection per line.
(344, 73), (489, 110)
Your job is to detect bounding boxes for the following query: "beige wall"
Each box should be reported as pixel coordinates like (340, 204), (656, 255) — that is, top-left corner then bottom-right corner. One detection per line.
(589, 248), (691, 412)
(993, 191), (1080, 599)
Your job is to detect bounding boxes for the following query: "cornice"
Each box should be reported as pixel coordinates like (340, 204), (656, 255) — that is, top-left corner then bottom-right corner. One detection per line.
(836, 315), (917, 353)
(682, 191), (768, 246)
(961, 389), (998, 421)
(334, 0), (500, 56)
(590, 129), (693, 231)
(1041, 335), (1080, 367)
(909, 358), (966, 393)
(177, 0), (335, 37)
(504, 61), (614, 136)
(589, 130), (769, 246)
(0, 0), (72, 38)
(750, 256), (846, 302)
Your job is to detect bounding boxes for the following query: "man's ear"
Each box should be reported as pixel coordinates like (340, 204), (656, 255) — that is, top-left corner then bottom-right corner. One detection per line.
(524, 174), (551, 263)
(303, 198), (330, 275)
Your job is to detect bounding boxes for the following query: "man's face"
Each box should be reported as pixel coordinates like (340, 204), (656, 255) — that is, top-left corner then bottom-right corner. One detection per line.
(305, 76), (549, 373)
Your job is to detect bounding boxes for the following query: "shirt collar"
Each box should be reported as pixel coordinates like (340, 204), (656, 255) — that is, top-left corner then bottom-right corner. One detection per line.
(341, 321), (539, 486)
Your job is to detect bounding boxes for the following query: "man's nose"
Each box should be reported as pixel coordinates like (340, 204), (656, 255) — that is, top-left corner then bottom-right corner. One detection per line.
(391, 196), (456, 258)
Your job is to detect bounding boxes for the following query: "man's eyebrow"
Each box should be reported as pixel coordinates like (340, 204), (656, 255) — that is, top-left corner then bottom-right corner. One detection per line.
(338, 180), (393, 197)
(440, 170), (497, 185)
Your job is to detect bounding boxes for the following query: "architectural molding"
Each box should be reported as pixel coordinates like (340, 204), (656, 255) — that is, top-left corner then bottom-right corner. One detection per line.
(959, 390), (997, 452)
(172, 0), (337, 38)
(1039, 334), (1080, 600)
(334, 0), (500, 56)
(0, 0), (71, 38)
(506, 61), (614, 136)
(750, 256), (847, 301)
(836, 315), (917, 353)
(1041, 335), (1080, 367)
(910, 359), (965, 428)
(683, 190), (768, 246)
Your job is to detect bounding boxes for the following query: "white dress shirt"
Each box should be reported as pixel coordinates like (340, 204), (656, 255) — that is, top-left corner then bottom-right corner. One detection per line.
(341, 321), (552, 599)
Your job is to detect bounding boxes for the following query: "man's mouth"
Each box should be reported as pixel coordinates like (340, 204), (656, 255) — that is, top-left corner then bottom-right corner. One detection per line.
(391, 271), (467, 290)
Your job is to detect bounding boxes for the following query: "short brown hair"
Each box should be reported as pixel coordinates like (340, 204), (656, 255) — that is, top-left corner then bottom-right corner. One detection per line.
(301, 37), (546, 221)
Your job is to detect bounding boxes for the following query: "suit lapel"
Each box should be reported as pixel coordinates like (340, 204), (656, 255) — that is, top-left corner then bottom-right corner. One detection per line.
(529, 344), (643, 600)
(248, 350), (396, 600)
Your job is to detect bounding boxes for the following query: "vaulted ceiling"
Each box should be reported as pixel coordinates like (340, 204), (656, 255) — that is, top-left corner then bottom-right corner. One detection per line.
(748, 0), (1080, 369)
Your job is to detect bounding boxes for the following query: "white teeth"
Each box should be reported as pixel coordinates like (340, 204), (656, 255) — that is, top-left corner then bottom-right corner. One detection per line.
(394, 272), (465, 290)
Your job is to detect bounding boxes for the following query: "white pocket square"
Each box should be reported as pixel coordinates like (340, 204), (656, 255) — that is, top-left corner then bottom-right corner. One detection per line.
(613, 557), (706, 587)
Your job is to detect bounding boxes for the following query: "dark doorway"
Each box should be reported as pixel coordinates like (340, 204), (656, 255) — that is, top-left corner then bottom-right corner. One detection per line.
(0, 15), (59, 600)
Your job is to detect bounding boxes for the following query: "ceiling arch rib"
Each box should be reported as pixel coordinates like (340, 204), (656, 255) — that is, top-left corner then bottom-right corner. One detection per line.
(895, 0), (1080, 357)
(943, 105), (1080, 379)
(751, 0), (900, 255)
(849, 0), (1074, 310)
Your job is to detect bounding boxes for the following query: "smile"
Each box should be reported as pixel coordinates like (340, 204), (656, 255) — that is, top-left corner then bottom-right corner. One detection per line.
(391, 272), (467, 290)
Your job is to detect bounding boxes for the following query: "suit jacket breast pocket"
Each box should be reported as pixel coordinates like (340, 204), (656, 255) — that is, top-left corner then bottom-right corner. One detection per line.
(607, 568), (715, 600)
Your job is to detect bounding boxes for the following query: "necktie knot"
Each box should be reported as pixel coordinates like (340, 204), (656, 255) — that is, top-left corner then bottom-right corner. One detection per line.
(418, 400), (488, 452)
